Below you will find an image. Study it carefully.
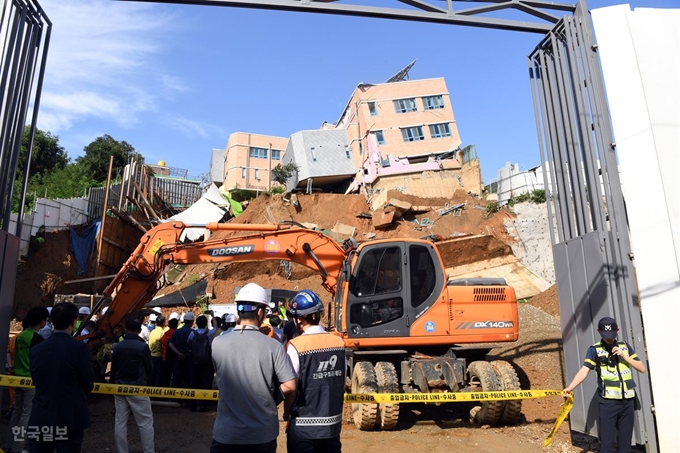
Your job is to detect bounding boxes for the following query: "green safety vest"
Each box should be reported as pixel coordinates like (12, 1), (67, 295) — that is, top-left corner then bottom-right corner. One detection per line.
(592, 341), (636, 400)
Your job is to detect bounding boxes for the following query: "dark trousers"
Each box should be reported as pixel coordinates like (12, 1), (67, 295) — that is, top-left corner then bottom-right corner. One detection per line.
(151, 356), (163, 387)
(171, 357), (191, 389)
(29, 428), (84, 453)
(287, 423), (341, 453)
(189, 361), (214, 411)
(160, 357), (174, 387)
(599, 396), (635, 453)
(209, 438), (276, 453)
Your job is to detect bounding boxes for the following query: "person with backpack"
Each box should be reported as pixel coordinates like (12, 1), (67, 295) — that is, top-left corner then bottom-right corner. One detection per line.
(188, 314), (215, 412)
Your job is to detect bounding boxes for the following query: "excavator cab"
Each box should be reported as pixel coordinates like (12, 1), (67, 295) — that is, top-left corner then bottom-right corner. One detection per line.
(342, 240), (445, 340)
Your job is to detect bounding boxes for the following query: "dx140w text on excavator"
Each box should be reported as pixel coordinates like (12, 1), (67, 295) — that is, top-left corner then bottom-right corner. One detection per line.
(80, 220), (523, 430)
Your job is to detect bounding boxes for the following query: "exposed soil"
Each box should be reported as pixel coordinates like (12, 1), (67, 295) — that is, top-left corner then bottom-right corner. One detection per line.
(8, 192), (607, 452)
(12, 229), (94, 319)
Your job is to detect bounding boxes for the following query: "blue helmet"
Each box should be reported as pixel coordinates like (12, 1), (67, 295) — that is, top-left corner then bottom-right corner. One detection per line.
(288, 290), (324, 317)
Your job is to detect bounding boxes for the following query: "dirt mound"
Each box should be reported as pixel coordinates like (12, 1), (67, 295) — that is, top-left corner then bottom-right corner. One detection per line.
(13, 230), (93, 318)
(529, 284), (559, 318)
(153, 190), (518, 303)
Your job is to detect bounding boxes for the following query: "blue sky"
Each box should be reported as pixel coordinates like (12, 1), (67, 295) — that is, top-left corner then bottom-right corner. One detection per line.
(37, 0), (677, 184)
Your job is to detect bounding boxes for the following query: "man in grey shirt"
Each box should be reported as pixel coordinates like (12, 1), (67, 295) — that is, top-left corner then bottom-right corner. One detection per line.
(211, 283), (297, 453)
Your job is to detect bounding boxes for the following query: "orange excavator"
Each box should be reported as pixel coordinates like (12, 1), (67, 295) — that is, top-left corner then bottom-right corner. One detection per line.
(82, 220), (522, 429)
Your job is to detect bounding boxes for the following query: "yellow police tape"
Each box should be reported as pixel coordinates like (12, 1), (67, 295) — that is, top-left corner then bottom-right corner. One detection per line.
(1, 374), (572, 444)
(544, 393), (574, 446)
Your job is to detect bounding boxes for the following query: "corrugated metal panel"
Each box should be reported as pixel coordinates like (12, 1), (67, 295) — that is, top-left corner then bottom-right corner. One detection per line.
(210, 148), (225, 184)
(289, 130), (355, 181)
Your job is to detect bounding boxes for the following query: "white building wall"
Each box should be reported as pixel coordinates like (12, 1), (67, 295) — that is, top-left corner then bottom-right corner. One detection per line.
(593, 5), (680, 451)
(8, 197), (90, 256)
(495, 162), (546, 205)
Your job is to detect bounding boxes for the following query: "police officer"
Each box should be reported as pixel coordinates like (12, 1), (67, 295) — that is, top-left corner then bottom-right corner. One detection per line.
(563, 316), (647, 453)
(285, 290), (345, 453)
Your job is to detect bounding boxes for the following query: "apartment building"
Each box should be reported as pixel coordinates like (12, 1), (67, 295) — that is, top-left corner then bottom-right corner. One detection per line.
(329, 77), (463, 190)
(221, 132), (289, 192)
(215, 70), (482, 200)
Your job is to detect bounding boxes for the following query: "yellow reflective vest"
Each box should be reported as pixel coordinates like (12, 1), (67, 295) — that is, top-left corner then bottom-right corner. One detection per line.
(591, 341), (636, 399)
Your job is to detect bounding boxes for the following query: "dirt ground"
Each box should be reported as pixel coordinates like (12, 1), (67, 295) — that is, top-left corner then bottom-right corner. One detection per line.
(8, 192), (610, 452)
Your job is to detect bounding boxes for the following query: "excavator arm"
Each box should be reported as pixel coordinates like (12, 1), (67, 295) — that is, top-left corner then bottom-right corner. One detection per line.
(85, 221), (353, 345)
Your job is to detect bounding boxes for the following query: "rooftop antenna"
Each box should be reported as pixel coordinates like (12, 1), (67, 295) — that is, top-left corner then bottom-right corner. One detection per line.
(385, 60), (416, 83)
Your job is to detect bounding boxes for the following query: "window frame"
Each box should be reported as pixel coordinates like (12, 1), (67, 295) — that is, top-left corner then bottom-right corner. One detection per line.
(368, 101), (378, 116)
(400, 126), (425, 142)
(393, 98), (417, 114)
(428, 123), (452, 139)
(271, 149), (281, 160)
(422, 95), (445, 110)
(249, 147), (268, 159)
(374, 130), (386, 145)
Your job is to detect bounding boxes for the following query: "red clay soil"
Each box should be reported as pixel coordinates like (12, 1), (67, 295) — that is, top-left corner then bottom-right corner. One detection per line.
(12, 230), (94, 318)
(529, 284), (560, 318)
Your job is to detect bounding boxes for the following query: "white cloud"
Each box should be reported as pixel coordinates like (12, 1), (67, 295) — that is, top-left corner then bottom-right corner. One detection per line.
(170, 116), (225, 139)
(38, 0), (182, 131)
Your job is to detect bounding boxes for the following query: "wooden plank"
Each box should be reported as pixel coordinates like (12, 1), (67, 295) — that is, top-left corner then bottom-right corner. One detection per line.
(133, 180), (160, 219)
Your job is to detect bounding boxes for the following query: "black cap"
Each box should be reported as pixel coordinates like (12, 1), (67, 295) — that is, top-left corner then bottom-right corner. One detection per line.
(598, 316), (618, 339)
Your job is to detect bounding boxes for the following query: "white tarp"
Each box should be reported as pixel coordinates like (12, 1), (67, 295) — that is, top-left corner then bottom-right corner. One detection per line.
(165, 183), (229, 241)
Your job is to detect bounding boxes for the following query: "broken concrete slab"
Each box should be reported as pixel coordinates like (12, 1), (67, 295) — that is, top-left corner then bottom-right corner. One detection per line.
(445, 254), (551, 300)
(385, 198), (412, 219)
(332, 222), (356, 237)
(372, 208), (396, 229)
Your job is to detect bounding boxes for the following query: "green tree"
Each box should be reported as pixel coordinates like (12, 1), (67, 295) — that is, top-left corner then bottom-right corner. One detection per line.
(36, 164), (99, 199)
(77, 135), (141, 183)
(13, 127), (69, 212)
(19, 126), (68, 177)
(271, 162), (299, 186)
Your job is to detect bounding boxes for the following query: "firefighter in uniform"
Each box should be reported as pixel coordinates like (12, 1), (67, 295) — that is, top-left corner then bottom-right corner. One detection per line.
(563, 316), (647, 453)
(284, 290), (345, 453)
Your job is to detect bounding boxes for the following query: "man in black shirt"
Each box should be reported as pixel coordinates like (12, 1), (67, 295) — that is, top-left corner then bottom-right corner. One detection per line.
(111, 318), (155, 453)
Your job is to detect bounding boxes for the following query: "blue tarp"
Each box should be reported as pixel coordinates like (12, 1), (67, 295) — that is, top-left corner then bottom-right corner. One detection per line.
(69, 219), (101, 275)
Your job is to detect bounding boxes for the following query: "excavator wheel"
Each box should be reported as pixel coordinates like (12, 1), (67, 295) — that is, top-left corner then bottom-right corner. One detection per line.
(490, 360), (523, 424)
(375, 362), (400, 430)
(466, 361), (503, 426)
(351, 361), (378, 430)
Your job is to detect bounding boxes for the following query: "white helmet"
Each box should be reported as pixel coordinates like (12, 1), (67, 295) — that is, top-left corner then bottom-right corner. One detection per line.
(235, 283), (269, 312)
(223, 313), (237, 324)
(79, 306), (91, 316)
(169, 312), (179, 320)
(153, 306), (161, 314)
(149, 314), (157, 322)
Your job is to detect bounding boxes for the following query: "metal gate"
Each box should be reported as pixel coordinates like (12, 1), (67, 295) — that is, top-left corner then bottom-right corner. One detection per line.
(0, 0), (51, 406)
(529, 1), (656, 450)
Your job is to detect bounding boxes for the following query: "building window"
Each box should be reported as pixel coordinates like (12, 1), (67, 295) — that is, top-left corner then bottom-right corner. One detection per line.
(311, 147), (317, 161)
(272, 150), (281, 160)
(255, 169), (260, 179)
(373, 131), (386, 145)
(249, 147), (268, 159)
(422, 95), (444, 110)
(401, 126), (425, 142)
(241, 168), (246, 179)
(393, 98), (417, 113)
(429, 123), (451, 138)
(368, 101), (378, 116)
(345, 145), (351, 159)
